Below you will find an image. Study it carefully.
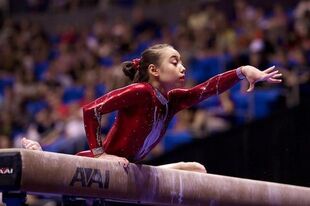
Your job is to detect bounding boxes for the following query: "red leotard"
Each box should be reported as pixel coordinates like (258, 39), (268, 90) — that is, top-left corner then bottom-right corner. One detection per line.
(78, 69), (242, 162)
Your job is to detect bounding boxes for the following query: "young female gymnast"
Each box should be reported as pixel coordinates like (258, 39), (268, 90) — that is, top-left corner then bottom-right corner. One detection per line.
(22, 44), (282, 173)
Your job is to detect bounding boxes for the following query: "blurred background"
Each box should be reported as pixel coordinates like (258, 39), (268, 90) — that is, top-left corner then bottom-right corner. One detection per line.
(0, 0), (309, 205)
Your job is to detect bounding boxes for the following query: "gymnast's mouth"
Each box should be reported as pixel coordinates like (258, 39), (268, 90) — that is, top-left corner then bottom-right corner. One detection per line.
(179, 76), (185, 81)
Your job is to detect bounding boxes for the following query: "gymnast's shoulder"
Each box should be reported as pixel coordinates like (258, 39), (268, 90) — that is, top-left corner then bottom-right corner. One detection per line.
(118, 82), (154, 97)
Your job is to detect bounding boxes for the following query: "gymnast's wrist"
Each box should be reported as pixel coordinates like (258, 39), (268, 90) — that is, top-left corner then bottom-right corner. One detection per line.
(236, 66), (246, 80)
(91, 147), (104, 157)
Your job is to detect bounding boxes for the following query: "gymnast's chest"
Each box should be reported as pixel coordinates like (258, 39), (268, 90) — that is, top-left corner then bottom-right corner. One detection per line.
(123, 89), (170, 127)
(135, 101), (169, 123)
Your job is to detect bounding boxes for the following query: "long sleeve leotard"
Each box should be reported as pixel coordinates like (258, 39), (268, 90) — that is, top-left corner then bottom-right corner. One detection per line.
(81, 69), (242, 162)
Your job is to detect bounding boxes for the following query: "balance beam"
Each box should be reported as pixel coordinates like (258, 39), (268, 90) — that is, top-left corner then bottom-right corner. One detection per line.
(0, 149), (309, 205)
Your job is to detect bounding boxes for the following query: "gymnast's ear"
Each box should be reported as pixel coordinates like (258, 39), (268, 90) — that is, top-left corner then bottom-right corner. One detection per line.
(148, 64), (159, 77)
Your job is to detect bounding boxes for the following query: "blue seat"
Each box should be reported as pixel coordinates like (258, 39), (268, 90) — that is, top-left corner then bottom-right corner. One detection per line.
(254, 89), (280, 119)
(164, 130), (192, 152)
(99, 56), (113, 67)
(231, 88), (280, 123)
(189, 56), (222, 83)
(62, 86), (84, 104)
(0, 77), (14, 96)
(95, 84), (106, 98)
(26, 100), (48, 116)
(34, 61), (49, 81)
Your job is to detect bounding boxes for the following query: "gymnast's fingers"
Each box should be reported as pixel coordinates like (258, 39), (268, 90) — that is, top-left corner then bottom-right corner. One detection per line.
(263, 65), (275, 73)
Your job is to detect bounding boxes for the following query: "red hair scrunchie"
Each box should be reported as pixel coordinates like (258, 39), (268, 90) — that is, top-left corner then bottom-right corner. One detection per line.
(132, 58), (141, 71)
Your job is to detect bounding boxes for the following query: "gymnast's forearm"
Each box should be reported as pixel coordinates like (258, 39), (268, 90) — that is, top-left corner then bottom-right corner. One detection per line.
(196, 67), (243, 99)
(83, 106), (104, 156)
(171, 68), (243, 111)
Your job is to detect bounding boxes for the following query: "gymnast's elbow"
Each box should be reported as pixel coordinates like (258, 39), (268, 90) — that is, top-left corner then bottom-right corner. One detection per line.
(82, 104), (90, 114)
(82, 103), (95, 118)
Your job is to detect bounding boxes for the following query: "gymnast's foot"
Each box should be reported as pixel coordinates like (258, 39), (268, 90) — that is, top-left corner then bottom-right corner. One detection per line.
(21, 137), (43, 151)
(158, 162), (207, 173)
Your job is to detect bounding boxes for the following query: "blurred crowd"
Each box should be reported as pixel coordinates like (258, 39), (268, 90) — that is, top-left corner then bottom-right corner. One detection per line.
(0, 0), (309, 158)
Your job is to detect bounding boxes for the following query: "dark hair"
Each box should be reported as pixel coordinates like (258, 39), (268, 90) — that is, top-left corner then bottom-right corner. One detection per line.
(122, 44), (172, 83)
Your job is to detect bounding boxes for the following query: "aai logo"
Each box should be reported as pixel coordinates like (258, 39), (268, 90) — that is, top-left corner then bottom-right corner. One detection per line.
(0, 168), (13, 174)
(70, 167), (110, 189)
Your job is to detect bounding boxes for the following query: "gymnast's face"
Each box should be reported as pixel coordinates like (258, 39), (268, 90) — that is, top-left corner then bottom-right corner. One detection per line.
(149, 47), (186, 89)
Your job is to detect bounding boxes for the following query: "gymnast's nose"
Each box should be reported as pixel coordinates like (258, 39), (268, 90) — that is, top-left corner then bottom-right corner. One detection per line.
(180, 64), (186, 74)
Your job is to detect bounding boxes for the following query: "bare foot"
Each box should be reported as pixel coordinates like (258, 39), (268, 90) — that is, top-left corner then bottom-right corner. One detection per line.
(21, 137), (43, 151)
(158, 162), (207, 173)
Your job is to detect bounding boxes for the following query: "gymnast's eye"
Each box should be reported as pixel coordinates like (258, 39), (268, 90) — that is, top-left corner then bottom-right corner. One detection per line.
(172, 60), (178, 66)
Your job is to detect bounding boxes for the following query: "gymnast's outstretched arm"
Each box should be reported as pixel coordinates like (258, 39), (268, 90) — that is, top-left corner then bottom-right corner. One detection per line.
(169, 65), (282, 112)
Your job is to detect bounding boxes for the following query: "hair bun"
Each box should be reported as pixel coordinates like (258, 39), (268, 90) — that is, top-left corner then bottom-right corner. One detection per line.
(122, 61), (137, 81)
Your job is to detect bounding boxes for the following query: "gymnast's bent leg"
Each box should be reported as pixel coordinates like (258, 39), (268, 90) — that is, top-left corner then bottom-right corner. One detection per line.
(21, 138), (206, 173)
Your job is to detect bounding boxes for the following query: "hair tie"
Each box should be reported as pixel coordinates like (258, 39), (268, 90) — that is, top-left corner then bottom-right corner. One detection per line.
(132, 58), (141, 71)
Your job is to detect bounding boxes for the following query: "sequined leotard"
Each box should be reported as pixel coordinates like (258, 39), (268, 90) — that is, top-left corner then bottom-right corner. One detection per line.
(78, 69), (243, 162)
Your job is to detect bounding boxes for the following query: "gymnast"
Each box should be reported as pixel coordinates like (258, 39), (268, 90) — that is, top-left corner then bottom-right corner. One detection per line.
(22, 44), (282, 173)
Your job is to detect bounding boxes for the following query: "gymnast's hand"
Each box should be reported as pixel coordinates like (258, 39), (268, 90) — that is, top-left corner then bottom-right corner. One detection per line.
(21, 137), (43, 151)
(96, 153), (129, 168)
(241, 65), (282, 92)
